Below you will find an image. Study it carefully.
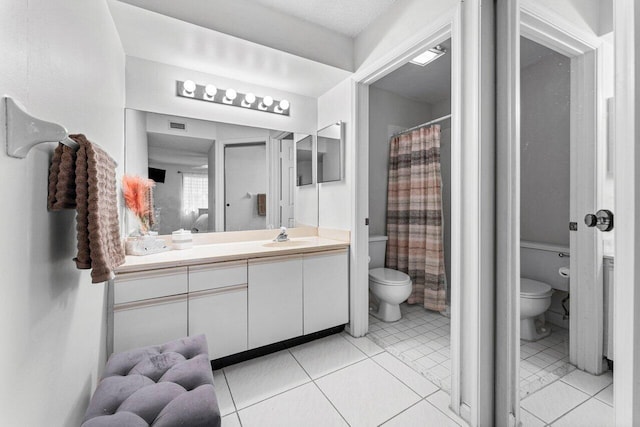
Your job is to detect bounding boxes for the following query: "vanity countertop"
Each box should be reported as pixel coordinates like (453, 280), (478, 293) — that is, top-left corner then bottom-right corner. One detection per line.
(116, 236), (350, 274)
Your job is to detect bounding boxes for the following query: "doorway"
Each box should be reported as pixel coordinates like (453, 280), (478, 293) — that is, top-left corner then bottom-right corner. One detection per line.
(496, 3), (615, 426)
(365, 38), (453, 391)
(224, 143), (267, 231)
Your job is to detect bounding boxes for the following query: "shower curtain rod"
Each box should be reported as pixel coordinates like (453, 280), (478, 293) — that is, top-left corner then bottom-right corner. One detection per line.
(392, 113), (452, 137)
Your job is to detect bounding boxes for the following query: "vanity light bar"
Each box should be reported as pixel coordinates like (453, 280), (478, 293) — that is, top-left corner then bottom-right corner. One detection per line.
(176, 80), (290, 116)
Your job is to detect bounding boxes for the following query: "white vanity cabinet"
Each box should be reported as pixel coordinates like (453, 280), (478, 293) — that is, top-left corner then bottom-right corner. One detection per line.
(303, 249), (349, 334)
(113, 267), (188, 353)
(188, 261), (248, 359)
(248, 255), (304, 349)
(111, 245), (350, 358)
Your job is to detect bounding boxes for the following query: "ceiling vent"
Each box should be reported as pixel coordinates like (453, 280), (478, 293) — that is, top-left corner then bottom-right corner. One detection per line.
(169, 121), (186, 131)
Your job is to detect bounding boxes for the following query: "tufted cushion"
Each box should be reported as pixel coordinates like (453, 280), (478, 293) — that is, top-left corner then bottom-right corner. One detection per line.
(82, 335), (220, 427)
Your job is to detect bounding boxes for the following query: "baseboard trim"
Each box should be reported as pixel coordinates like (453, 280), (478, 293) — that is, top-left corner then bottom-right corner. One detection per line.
(211, 325), (346, 370)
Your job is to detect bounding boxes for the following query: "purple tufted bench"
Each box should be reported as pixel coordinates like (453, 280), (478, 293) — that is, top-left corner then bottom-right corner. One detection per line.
(81, 335), (221, 427)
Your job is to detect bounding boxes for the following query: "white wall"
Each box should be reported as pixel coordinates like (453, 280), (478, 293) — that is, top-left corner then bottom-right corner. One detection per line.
(0, 1), (125, 426)
(317, 79), (352, 230)
(126, 57), (317, 135)
(521, 50), (571, 246)
(367, 87), (434, 235)
(116, 0), (354, 71)
(354, 0), (459, 70)
(522, 0), (604, 36)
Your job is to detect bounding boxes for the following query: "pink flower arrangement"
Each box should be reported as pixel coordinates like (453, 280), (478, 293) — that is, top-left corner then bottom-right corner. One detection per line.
(122, 175), (155, 234)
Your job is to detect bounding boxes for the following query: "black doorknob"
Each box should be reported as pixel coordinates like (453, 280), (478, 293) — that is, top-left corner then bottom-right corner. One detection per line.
(584, 210), (614, 232)
(584, 214), (597, 227)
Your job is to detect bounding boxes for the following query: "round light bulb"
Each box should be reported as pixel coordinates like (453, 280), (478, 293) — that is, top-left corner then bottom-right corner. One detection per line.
(279, 99), (290, 111)
(225, 88), (237, 101)
(244, 92), (256, 104)
(205, 84), (217, 97)
(183, 80), (196, 94)
(262, 95), (274, 107)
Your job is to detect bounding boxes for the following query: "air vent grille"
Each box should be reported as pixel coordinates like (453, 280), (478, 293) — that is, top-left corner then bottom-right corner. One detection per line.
(169, 121), (186, 130)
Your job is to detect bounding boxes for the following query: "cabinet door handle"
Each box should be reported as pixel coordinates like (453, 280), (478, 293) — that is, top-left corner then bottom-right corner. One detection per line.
(114, 294), (187, 311)
(188, 284), (247, 299)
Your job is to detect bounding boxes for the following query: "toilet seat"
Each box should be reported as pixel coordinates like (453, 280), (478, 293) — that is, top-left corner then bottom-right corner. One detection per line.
(369, 268), (411, 286)
(521, 278), (553, 299)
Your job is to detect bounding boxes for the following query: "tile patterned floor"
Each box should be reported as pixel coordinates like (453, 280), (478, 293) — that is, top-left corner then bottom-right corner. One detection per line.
(367, 303), (575, 398)
(521, 369), (614, 426)
(367, 304), (453, 391)
(214, 332), (464, 427)
(214, 305), (613, 426)
(520, 326), (574, 397)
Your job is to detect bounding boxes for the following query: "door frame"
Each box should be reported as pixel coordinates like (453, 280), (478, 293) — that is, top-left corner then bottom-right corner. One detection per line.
(613, 1), (640, 424)
(350, 2), (495, 425)
(496, 1), (608, 425)
(522, 4), (605, 374)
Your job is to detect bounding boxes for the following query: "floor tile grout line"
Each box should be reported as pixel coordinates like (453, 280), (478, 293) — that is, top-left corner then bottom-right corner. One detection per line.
(521, 407), (547, 426)
(375, 398), (425, 427)
(424, 393), (466, 426)
(309, 380), (353, 426)
(303, 352), (371, 382)
(232, 379), (313, 414)
(288, 339), (363, 425)
(558, 376), (614, 397)
(542, 395), (600, 426)
(221, 369), (239, 416)
(369, 352), (438, 398)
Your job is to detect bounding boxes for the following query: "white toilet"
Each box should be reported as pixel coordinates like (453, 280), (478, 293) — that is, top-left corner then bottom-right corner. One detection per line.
(369, 235), (412, 322)
(520, 278), (554, 341)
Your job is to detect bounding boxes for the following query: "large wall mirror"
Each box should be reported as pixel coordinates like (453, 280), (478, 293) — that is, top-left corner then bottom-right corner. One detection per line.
(317, 121), (343, 183)
(124, 109), (318, 235)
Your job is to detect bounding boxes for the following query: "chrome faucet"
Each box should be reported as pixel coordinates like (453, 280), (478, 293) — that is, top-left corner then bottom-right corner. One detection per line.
(274, 226), (289, 242)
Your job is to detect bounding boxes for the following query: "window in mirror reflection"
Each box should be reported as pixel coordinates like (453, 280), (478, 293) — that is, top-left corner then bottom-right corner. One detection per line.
(182, 172), (209, 232)
(147, 132), (214, 235)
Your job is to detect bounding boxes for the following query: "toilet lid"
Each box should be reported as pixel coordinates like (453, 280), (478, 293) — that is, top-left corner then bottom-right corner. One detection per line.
(521, 278), (553, 297)
(369, 268), (411, 286)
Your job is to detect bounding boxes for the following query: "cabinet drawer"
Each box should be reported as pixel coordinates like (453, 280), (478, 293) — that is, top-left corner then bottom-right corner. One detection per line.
(113, 294), (188, 354)
(189, 261), (247, 292)
(114, 267), (188, 304)
(188, 285), (248, 359)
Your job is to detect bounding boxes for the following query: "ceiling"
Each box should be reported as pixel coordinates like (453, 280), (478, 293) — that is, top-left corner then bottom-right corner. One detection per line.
(372, 39), (452, 105)
(147, 133), (213, 167)
(247, 0), (396, 37)
(108, 0), (352, 97)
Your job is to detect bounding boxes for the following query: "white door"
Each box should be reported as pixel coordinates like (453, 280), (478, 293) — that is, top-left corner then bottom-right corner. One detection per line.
(224, 143), (267, 231)
(280, 139), (295, 228)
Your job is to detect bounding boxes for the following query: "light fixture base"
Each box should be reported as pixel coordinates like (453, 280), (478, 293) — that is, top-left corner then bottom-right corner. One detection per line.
(176, 81), (290, 116)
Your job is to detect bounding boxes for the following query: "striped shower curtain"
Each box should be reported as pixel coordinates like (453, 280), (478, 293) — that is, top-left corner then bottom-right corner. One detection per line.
(385, 125), (447, 312)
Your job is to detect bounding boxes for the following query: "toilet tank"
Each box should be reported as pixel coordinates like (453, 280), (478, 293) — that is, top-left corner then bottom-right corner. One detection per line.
(369, 235), (388, 269)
